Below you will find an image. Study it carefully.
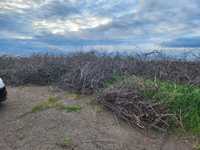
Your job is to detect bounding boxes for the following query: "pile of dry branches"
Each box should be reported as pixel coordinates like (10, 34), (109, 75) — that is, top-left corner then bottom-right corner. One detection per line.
(98, 88), (173, 132)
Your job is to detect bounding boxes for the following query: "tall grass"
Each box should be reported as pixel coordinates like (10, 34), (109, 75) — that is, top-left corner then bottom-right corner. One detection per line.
(143, 80), (200, 133)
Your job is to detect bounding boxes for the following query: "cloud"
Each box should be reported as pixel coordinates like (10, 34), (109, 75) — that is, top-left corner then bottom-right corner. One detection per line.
(0, 30), (33, 40)
(0, 0), (44, 14)
(33, 15), (112, 34)
(0, 0), (200, 54)
(162, 36), (200, 48)
(35, 0), (80, 18)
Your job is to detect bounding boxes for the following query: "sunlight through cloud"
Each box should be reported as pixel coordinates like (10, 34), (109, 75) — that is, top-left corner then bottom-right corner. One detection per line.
(33, 15), (112, 34)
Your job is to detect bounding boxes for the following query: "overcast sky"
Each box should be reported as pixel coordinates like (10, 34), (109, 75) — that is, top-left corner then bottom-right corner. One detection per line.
(0, 0), (200, 55)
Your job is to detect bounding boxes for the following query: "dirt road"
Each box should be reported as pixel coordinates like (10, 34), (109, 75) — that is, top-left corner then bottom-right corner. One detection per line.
(0, 86), (194, 150)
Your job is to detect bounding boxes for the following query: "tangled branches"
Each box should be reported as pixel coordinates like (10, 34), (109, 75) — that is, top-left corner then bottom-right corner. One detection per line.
(0, 52), (200, 93)
(98, 88), (174, 132)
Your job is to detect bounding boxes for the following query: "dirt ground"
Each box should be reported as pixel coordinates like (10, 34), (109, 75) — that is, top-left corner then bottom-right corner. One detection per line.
(0, 86), (195, 150)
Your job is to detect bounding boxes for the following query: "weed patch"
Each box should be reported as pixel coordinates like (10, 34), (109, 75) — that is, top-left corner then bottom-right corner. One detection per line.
(58, 104), (81, 112)
(193, 144), (200, 150)
(31, 96), (59, 113)
(143, 80), (200, 133)
(63, 136), (73, 146)
(32, 96), (81, 113)
(57, 135), (76, 149)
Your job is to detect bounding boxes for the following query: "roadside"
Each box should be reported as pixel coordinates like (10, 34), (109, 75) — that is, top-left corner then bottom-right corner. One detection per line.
(0, 86), (195, 150)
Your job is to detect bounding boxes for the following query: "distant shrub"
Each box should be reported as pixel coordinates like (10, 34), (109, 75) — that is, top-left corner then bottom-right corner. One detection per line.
(0, 52), (199, 93)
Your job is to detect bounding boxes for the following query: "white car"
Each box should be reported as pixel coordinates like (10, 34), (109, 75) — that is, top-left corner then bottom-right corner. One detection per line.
(0, 78), (7, 102)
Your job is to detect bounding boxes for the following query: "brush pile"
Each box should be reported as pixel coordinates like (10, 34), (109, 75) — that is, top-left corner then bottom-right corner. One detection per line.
(98, 81), (174, 132)
(97, 76), (174, 131)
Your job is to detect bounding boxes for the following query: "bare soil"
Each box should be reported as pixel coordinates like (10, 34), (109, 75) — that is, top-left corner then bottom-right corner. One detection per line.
(0, 86), (195, 150)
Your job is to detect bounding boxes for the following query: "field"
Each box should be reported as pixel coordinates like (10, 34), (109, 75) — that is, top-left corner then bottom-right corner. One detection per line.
(1, 86), (197, 150)
(0, 52), (199, 149)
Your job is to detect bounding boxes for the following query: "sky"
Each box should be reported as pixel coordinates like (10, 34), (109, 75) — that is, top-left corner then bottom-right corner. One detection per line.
(0, 0), (200, 55)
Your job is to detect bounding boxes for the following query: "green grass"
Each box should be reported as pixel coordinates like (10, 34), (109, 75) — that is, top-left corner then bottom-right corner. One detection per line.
(31, 96), (81, 113)
(104, 75), (200, 134)
(63, 136), (73, 146)
(57, 104), (81, 112)
(193, 144), (200, 150)
(143, 80), (200, 133)
(56, 135), (75, 149)
(31, 96), (59, 113)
